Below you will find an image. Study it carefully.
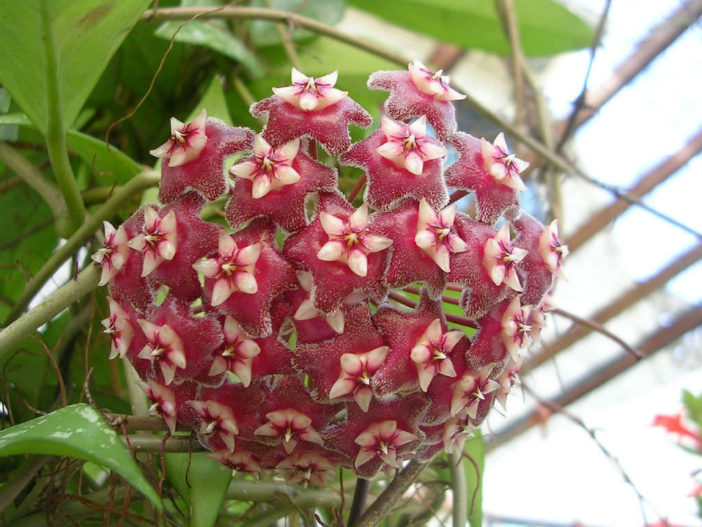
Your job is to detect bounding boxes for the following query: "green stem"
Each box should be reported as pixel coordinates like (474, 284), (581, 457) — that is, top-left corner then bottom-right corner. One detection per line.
(450, 450), (468, 527)
(227, 480), (341, 508)
(263, 0), (303, 70)
(0, 265), (99, 360)
(5, 170), (160, 324)
(41, 0), (85, 236)
(0, 142), (67, 222)
(354, 460), (429, 527)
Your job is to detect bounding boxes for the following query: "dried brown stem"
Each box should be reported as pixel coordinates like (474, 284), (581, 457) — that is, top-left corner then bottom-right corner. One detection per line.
(551, 307), (644, 360)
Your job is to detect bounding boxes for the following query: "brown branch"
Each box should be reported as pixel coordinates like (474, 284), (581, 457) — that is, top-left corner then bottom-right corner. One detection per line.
(567, 127), (702, 252)
(555, 0), (613, 151)
(488, 304), (702, 450)
(521, 383), (662, 525)
(528, 243), (702, 373)
(554, 0), (702, 142)
(551, 307), (644, 360)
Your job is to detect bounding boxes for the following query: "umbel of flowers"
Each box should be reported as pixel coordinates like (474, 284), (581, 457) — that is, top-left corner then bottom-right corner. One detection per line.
(94, 61), (567, 485)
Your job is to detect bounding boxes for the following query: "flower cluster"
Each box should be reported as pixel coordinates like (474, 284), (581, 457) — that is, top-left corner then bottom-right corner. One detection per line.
(94, 62), (566, 484)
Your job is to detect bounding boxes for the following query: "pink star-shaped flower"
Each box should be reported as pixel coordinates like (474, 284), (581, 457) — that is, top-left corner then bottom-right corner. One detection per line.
(538, 219), (569, 273)
(138, 380), (179, 434)
(136, 319), (186, 386)
(203, 219), (297, 337)
(316, 204), (393, 278)
(133, 296), (222, 385)
(414, 198), (468, 273)
(284, 193), (391, 313)
(368, 61), (465, 140)
(353, 420), (418, 469)
(287, 270), (346, 343)
(92, 221), (129, 286)
(251, 69), (371, 155)
(372, 289), (445, 397)
(295, 303), (387, 412)
(147, 193), (221, 301)
(341, 124), (448, 211)
(483, 222), (528, 292)
(445, 132), (521, 225)
(481, 133), (529, 191)
(275, 450), (337, 487)
(230, 136), (301, 199)
(128, 206), (177, 278)
(450, 365), (500, 420)
(410, 318), (462, 392)
(208, 316), (261, 387)
(193, 233), (261, 306)
(372, 200), (448, 296)
(255, 408), (325, 455)
(151, 109), (255, 203)
(189, 400), (239, 453)
(512, 212), (558, 306)
(501, 295), (532, 361)
(101, 297), (135, 360)
(446, 214), (508, 318)
(494, 357), (522, 410)
(227, 138), (337, 232)
(376, 116), (446, 176)
(272, 68), (348, 112)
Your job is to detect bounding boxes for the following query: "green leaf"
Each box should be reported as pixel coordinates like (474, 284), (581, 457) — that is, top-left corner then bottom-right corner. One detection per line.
(0, 404), (161, 509)
(248, 0), (346, 47)
(683, 390), (702, 435)
(165, 452), (232, 527)
(348, 0), (593, 57)
(155, 20), (264, 78)
(189, 76), (234, 126)
(0, 0), (151, 134)
(464, 430), (484, 527)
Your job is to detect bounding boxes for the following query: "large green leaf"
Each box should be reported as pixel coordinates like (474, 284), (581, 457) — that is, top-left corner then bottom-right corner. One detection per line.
(348, 0), (593, 57)
(464, 430), (485, 527)
(155, 17), (264, 78)
(0, 404), (161, 509)
(165, 453), (232, 527)
(0, 0), (151, 134)
(189, 76), (234, 126)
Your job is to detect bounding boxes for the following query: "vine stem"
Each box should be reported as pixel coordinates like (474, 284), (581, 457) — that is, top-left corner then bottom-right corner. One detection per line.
(0, 142), (67, 222)
(0, 264), (99, 359)
(449, 450), (468, 527)
(5, 170), (160, 324)
(353, 460), (429, 527)
(41, 0), (85, 236)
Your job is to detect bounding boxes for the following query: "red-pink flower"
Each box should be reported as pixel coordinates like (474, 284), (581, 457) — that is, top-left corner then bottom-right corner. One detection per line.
(376, 116), (446, 176)
(451, 366), (500, 419)
(276, 451), (336, 487)
(317, 204), (393, 277)
(254, 408), (324, 454)
(329, 346), (389, 412)
(483, 222), (527, 291)
(538, 219), (569, 273)
(189, 400), (239, 452)
(501, 296), (533, 361)
(354, 420), (417, 469)
(208, 316), (261, 387)
(138, 380), (178, 434)
(230, 136), (300, 199)
(193, 233), (261, 306)
(128, 207), (177, 277)
(101, 297), (134, 360)
(273, 69), (347, 112)
(408, 60), (466, 102)
(410, 319), (461, 392)
(137, 320), (186, 385)
(481, 133), (529, 191)
(150, 109), (208, 167)
(92, 221), (129, 286)
(415, 199), (467, 272)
